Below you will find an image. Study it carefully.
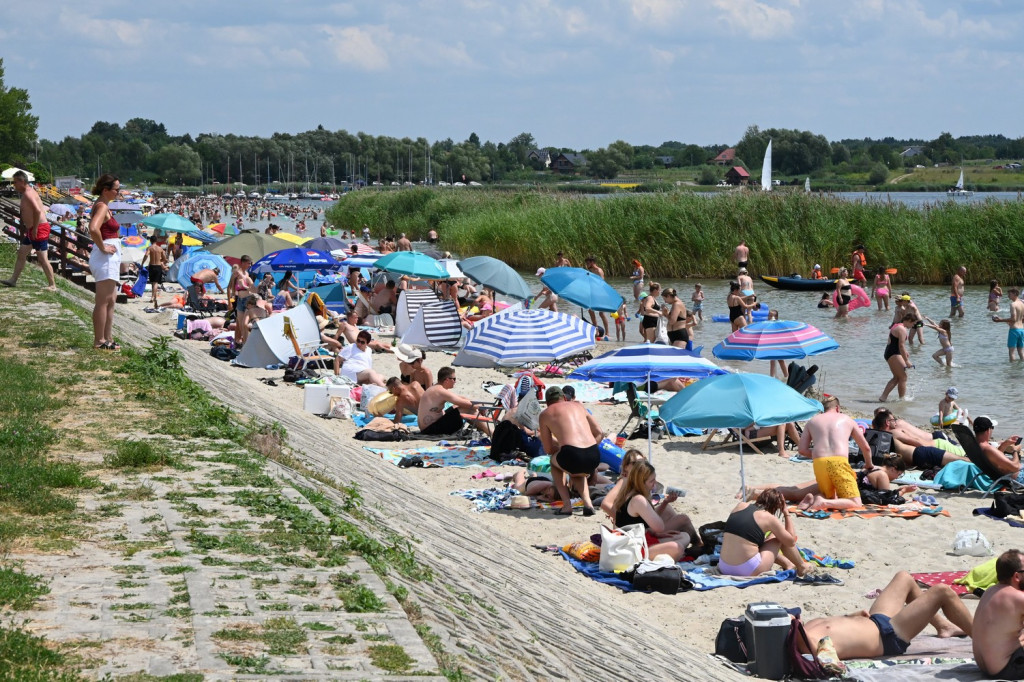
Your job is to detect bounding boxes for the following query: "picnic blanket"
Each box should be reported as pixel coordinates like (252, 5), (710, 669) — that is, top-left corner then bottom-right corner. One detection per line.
(910, 570), (971, 596)
(366, 445), (494, 468)
(791, 503), (948, 520)
(450, 487), (516, 512)
(973, 507), (1024, 528)
(893, 469), (944, 490)
(559, 550), (795, 592)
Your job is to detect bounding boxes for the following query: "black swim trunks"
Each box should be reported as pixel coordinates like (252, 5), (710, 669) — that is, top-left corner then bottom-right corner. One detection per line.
(668, 328), (689, 343)
(869, 613), (910, 656)
(148, 265), (165, 284)
(737, 260), (748, 269)
(555, 444), (600, 475)
(991, 645), (1024, 680)
(420, 406), (464, 436)
(912, 446), (945, 470)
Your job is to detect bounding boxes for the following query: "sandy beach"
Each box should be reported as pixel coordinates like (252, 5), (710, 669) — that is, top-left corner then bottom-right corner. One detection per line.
(120, 293), (1012, 672)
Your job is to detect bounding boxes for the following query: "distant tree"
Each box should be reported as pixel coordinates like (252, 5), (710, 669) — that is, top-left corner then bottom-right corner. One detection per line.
(149, 144), (201, 184)
(868, 162), (889, 185)
(0, 58), (39, 163)
(831, 142), (851, 165)
(467, 132), (480, 148)
(926, 132), (957, 164)
(698, 166), (720, 185)
(586, 149), (621, 179)
(26, 162), (51, 184)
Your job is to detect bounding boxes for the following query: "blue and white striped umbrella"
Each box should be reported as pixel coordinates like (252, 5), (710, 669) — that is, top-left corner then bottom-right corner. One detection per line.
(567, 344), (727, 383)
(463, 308), (596, 366)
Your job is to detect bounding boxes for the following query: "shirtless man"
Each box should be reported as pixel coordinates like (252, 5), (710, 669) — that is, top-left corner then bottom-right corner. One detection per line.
(973, 416), (1024, 481)
(396, 233), (412, 251)
(950, 265), (966, 318)
(538, 386), (605, 517)
(733, 240), (749, 269)
(141, 239), (168, 307)
(802, 570), (971, 661)
(869, 407), (963, 455)
(417, 367), (490, 436)
(974, 550), (1024, 679)
(797, 394), (873, 510)
(370, 280), (397, 315)
(994, 287), (1024, 361)
(554, 251), (571, 268)
(427, 229), (438, 244)
(583, 256), (610, 337)
(871, 410), (966, 470)
(190, 267), (224, 299)
(385, 376), (424, 426)
(3, 170), (57, 291)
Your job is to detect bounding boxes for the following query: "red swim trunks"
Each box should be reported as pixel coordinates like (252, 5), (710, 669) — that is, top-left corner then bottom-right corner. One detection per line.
(32, 222), (51, 241)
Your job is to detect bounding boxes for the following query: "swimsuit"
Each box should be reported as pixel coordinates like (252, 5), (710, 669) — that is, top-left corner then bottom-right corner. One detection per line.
(989, 644), (1024, 680)
(812, 456), (859, 500)
(692, 299), (703, 311)
(21, 222), (51, 250)
(728, 303), (744, 322)
(555, 444), (600, 475)
(1009, 328), (1024, 349)
(868, 613), (910, 656)
(420, 406), (464, 436)
(100, 215), (120, 240)
(838, 284), (852, 306)
(148, 265), (164, 284)
(912, 446), (946, 469)
(937, 332), (953, 354)
(950, 295), (961, 308)
(723, 505), (765, 545)
(641, 301), (660, 330)
(883, 328), (901, 360)
(737, 259), (748, 269)
(668, 328), (689, 344)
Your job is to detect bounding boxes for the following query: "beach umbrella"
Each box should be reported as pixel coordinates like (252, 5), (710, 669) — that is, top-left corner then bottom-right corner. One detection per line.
(712, 320), (839, 363)
(174, 252), (231, 291)
(121, 234), (148, 249)
(374, 251), (447, 279)
(436, 258), (465, 279)
(541, 266), (624, 312)
(339, 255), (382, 269)
(208, 222), (237, 235)
(203, 232), (292, 260)
(141, 213), (199, 234)
(274, 232), (310, 245)
(109, 200), (136, 211)
(306, 237), (348, 252)
(48, 204), (75, 217)
(660, 373), (823, 495)
(457, 255), (532, 300)
(463, 308), (596, 366)
(346, 242), (377, 255)
(569, 344), (728, 459)
(1, 167), (33, 182)
(251, 248), (341, 273)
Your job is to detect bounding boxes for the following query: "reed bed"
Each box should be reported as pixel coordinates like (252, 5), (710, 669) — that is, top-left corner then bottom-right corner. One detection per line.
(327, 189), (1024, 283)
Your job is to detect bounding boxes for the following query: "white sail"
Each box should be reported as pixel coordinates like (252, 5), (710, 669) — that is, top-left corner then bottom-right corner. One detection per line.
(804, 177), (811, 192)
(955, 169), (964, 190)
(761, 140), (772, 191)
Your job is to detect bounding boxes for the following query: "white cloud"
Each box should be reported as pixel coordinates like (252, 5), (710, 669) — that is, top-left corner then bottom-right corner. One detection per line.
(322, 25), (392, 71)
(57, 12), (151, 47)
(630, 0), (684, 25)
(711, 0), (795, 39)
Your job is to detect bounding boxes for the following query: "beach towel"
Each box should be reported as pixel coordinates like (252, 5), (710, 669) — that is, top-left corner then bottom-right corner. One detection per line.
(798, 547), (855, 569)
(844, 662), (983, 682)
(365, 445), (495, 468)
(911, 571), (971, 596)
(559, 551), (795, 592)
(353, 412), (417, 428)
(973, 507), (1024, 528)
(791, 503), (949, 520)
(893, 469), (944, 490)
(932, 460), (994, 491)
(450, 487), (516, 513)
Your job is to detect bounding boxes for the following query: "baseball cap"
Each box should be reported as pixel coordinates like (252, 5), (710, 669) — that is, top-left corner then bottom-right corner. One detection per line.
(974, 416), (996, 433)
(544, 386), (563, 404)
(535, 267), (546, 277)
(946, 387), (958, 399)
(813, 264), (821, 270)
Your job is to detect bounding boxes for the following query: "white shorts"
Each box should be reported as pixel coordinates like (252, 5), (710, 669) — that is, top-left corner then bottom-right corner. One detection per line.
(89, 239), (122, 283)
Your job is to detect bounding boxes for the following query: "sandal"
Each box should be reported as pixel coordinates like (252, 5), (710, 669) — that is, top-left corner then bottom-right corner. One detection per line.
(471, 469), (497, 480)
(553, 507), (574, 516)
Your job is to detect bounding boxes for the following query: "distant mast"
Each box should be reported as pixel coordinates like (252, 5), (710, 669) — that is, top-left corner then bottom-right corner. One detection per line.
(760, 139), (772, 191)
(805, 177), (811, 193)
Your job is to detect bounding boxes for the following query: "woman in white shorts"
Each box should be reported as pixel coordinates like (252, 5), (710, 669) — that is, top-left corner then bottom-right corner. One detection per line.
(88, 174), (123, 350)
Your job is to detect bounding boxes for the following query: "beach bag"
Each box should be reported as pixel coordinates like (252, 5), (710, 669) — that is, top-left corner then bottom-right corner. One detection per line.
(785, 615), (829, 679)
(490, 420), (522, 463)
(599, 524), (648, 573)
(715, 616), (750, 663)
(629, 561), (685, 595)
(655, 316), (669, 345)
(328, 396), (354, 420)
(991, 492), (1024, 519)
(952, 529), (992, 557)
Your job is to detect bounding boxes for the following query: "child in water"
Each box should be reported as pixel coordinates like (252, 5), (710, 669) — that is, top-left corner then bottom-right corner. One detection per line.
(817, 292), (834, 309)
(690, 283), (704, 322)
(989, 279), (1003, 311)
(922, 316), (954, 367)
(614, 301), (627, 342)
(938, 387), (962, 427)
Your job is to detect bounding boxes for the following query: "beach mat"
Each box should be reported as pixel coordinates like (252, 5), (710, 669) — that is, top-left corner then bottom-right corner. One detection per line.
(893, 470), (944, 490)
(972, 507), (1024, 528)
(559, 551), (795, 592)
(791, 504), (949, 520)
(846, 660), (980, 682)
(450, 487), (515, 512)
(366, 445), (494, 468)
(911, 570), (971, 596)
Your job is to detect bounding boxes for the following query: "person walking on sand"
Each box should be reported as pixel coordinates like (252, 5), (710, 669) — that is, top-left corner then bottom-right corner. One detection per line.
(950, 266), (966, 318)
(539, 386), (605, 517)
(2, 170), (58, 291)
(994, 288), (1024, 362)
(797, 394), (873, 511)
(973, 550), (1024, 679)
(734, 240), (749, 269)
(584, 256), (610, 338)
(141, 239), (168, 308)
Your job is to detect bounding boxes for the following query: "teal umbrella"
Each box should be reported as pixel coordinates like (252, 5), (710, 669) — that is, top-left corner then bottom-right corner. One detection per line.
(660, 373), (823, 494)
(140, 213), (199, 234)
(375, 251), (446, 279)
(457, 256), (531, 300)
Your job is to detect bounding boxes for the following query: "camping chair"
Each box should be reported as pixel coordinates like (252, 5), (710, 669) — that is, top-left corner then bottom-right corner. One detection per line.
(950, 424), (1024, 497)
(617, 383), (652, 437)
(185, 285), (219, 317)
(282, 315), (331, 375)
(702, 425), (776, 456)
(536, 351), (594, 378)
(786, 363), (819, 395)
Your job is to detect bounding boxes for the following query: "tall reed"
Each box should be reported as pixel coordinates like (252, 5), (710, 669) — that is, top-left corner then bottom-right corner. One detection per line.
(327, 189), (1024, 283)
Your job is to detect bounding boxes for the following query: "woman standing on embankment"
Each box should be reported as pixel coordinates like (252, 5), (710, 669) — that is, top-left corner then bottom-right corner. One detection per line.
(88, 174), (122, 350)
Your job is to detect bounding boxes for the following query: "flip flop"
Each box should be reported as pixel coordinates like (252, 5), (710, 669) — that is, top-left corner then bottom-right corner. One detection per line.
(795, 573), (844, 586)
(471, 469), (497, 480)
(553, 507), (574, 516)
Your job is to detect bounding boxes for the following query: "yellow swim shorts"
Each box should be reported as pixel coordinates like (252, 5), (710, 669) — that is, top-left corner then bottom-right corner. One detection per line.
(813, 456), (859, 500)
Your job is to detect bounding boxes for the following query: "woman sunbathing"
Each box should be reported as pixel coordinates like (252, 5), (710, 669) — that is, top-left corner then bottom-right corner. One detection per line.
(718, 489), (811, 578)
(607, 460), (690, 562)
(507, 470), (611, 504)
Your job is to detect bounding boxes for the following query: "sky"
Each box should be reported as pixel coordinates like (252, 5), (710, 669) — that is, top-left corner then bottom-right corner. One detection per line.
(1, 0), (1021, 150)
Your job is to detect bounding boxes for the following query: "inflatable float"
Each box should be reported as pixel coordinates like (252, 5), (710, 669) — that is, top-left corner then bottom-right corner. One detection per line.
(712, 307), (771, 323)
(930, 409), (959, 427)
(832, 284), (871, 311)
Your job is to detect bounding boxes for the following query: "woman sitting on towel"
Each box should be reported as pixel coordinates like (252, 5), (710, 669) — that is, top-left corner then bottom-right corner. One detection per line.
(718, 488), (811, 578)
(609, 460), (690, 562)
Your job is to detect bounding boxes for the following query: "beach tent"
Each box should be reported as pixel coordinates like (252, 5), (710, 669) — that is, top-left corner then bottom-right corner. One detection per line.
(395, 288), (441, 338)
(400, 300), (464, 349)
(235, 303), (320, 368)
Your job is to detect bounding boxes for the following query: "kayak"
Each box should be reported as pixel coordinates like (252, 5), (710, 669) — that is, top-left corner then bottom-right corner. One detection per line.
(760, 275), (836, 292)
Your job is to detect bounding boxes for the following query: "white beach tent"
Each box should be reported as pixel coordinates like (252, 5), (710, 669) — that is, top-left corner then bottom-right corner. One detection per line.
(400, 300), (464, 349)
(395, 288), (441, 338)
(235, 303), (320, 368)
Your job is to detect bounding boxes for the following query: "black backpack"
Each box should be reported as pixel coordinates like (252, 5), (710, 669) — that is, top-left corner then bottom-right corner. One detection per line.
(714, 617), (749, 663)
(490, 421), (523, 463)
(991, 492), (1024, 519)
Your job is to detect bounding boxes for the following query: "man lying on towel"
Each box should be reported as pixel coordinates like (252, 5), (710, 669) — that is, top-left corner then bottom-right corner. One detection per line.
(801, 570), (971, 660)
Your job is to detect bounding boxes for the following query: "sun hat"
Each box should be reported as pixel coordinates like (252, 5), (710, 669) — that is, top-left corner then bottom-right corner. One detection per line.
(813, 264), (821, 270)
(946, 387), (959, 399)
(394, 343), (423, 363)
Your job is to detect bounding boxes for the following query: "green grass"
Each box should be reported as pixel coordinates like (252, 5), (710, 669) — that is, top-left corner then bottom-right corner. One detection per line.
(367, 644), (414, 674)
(0, 626), (78, 681)
(104, 440), (173, 470)
(0, 567), (50, 610)
(212, 616), (307, 656)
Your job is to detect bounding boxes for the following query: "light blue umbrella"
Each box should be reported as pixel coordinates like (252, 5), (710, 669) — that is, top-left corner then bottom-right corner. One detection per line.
(141, 212), (199, 234)
(568, 344), (728, 459)
(339, 255), (382, 269)
(458, 256), (532, 300)
(660, 373), (824, 494)
(540, 266), (623, 312)
(375, 251), (446, 279)
(174, 252), (231, 291)
(48, 203), (76, 217)
(463, 308), (596, 366)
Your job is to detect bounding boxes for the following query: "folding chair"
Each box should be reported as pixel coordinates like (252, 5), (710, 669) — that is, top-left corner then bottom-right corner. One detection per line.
(702, 426), (774, 456)
(617, 383), (651, 437)
(282, 316), (331, 375)
(186, 285), (219, 317)
(950, 424), (1024, 497)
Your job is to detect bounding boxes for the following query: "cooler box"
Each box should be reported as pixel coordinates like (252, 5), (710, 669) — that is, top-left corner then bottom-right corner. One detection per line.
(598, 438), (625, 473)
(744, 602), (790, 680)
(303, 384), (351, 415)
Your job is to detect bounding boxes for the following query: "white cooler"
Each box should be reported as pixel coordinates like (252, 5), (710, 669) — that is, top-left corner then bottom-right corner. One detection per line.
(303, 384), (351, 414)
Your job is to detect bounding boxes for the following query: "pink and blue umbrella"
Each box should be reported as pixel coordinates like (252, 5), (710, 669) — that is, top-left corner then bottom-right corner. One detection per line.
(712, 320), (838, 362)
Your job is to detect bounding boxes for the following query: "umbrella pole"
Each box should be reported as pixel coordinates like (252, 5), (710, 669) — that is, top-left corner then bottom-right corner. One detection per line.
(646, 371), (653, 464)
(739, 439), (746, 500)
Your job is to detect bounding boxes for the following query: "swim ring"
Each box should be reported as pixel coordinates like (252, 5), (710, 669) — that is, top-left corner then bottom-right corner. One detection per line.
(711, 308), (771, 323)
(929, 409), (959, 427)
(832, 284), (871, 311)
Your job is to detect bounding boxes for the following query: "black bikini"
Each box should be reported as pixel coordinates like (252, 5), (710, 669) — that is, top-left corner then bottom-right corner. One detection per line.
(641, 301), (661, 330)
(838, 283), (852, 306)
(615, 495), (649, 529)
(723, 505), (765, 545)
(728, 304), (744, 322)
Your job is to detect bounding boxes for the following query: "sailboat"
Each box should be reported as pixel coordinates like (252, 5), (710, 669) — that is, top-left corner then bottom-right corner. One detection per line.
(760, 140), (772, 191)
(804, 177), (811, 193)
(947, 168), (973, 197)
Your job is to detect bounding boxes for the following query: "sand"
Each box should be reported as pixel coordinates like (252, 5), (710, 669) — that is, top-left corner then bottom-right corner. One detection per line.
(111, 293), (1014, 676)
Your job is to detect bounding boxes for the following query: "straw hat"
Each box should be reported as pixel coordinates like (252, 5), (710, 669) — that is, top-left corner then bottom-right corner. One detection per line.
(395, 343), (423, 363)
(509, 495), (531, 510)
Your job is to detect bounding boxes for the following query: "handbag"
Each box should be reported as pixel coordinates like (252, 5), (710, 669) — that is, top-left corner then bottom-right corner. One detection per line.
(598, 524), (648, 573)
(785, 615), (829, 680)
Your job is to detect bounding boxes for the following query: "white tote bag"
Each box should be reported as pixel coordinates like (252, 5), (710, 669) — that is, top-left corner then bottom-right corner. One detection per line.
(599, 524), (649, 573)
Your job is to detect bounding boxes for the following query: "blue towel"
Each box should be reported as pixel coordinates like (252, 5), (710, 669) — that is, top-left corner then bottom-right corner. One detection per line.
(974, 508), (1024, 528)
(933, 460), (992, 491)
(665, 422), (702, 437)
(131, 267), (148, 298)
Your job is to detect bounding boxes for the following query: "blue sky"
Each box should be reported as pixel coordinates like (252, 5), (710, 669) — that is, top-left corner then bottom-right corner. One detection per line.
(2, 0), (1019, 149)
